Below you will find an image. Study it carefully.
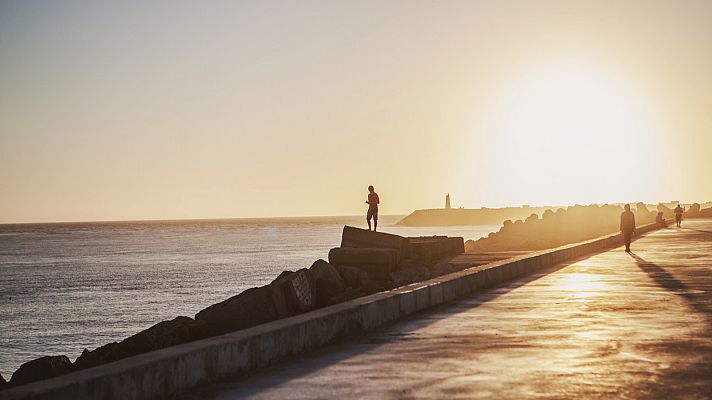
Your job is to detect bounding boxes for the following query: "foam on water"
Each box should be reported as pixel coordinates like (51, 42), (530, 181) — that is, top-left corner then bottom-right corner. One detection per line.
(0, 216), (496, 377)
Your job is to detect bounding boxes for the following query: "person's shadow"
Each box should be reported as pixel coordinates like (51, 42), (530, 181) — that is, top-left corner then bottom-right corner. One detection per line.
(627, 251), (712, 395)
(628, 252), (710, 317)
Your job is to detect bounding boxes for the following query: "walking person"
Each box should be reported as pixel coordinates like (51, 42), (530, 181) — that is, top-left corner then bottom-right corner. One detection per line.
(674, 203), (684, 228)
(620, 204), (636, 253)
(365, 185), (380, 231)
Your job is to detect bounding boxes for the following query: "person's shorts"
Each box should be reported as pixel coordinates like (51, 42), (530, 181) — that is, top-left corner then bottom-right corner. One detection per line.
(367, 208), (378, 221)
(676, 215), (682, 220)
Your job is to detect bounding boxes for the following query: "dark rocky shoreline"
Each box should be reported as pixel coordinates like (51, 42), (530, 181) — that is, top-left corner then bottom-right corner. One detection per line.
(1, 226), (464, 390)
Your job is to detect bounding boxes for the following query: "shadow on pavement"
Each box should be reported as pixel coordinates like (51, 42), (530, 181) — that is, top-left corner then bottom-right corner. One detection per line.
(683, 228), (712, 236)
(628, 237), (712, 398)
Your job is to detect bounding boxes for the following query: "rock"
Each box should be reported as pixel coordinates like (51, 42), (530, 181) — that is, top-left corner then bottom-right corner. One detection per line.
(334, 265), (392, 293)
(325, 287), (367, 305)
(308, 259), (346, 307)
(328, 247), (398, 270)
(270, 270), (294, 284)
(396, 258), (432, 270)
(74, 316), (212, 371)
(336, 265), (370, 288)
(73, 343), (118, 371)
(429, 259), (461, 277)
(361, 277), (393, 294)
(464, 239), (476, 252)
(268, 268), (316, 317)
(10, 355), (72, 386)
(390, 266), (431, 287)
(0, 373), (9, 390)
(195, 286), (278, 335)
(407, 236), (464, 261)
(340, 226), (409, 261)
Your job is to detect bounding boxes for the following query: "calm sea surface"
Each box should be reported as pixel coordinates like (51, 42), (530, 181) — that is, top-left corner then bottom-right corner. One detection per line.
(0, 216), (496, 377)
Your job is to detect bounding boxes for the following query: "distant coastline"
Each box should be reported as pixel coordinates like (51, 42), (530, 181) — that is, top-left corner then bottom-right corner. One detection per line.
(397, 206), (558, 227)
(397, 201), (712, 227)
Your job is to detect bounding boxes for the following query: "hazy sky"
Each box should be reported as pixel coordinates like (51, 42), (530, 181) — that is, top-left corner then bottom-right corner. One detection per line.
(1, 0), (711, 223)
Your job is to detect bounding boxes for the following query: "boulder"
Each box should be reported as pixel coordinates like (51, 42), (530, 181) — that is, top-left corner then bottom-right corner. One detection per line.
(464, 239), (476, 252)
(390, 266), (431, 287)
(73, 343), (119, 371)
(396, 258), (432, 270)
(195, 286), (278, 335)
(270, 270), (294, 284)
(328, 247), (398, 270)
(429, 259), (461, 277)
(268, 268), (316, 317)
(361, 277), (393, 294)
(325, 287), (367, 305)
(10, 355), (72, 386)
(0, 373), (9, 390)
(74, 316), (212, 370)
(336, 265), (371, 289)
(308, 259), (346, 307)
(407, 236), (464, 261)
(340, 226), (409, 261)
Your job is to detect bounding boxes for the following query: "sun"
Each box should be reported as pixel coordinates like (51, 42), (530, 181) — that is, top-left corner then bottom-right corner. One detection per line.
(471, 59), (665, 206)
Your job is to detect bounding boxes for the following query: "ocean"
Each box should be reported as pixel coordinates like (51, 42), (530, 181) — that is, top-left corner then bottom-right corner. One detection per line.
(0, 216), (497, 377)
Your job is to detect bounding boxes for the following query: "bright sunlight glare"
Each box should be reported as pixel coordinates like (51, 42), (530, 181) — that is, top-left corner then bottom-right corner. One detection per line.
(473, 60), (665, 207)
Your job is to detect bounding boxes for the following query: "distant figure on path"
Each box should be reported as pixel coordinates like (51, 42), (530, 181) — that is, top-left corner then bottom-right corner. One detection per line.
(674, 203), (684, 227)
(366, 185), (380, 231)
(656, 211), (665, 227)
(620, 204), (636, 253)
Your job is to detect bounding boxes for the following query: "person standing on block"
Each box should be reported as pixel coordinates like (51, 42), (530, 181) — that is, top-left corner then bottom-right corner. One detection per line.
(365, 185), (380, 231)
(674, 203), (684, 227)
(620, 203), (636, 253)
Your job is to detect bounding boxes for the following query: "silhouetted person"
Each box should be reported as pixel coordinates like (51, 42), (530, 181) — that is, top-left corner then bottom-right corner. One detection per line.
(365, 185), (380, 231)
(620, 204), (636, 253)
(674, 203), (684, 227)
(656, 211), (665, 226)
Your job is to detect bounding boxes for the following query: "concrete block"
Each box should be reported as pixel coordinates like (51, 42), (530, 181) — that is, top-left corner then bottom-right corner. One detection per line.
(407, 236), (465, 261)
(341, 226), (409, 261)
(329, 247), (397, 269)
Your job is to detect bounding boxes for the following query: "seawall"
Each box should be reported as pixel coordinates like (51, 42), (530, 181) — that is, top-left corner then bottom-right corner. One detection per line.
(0, 221), (665, 400)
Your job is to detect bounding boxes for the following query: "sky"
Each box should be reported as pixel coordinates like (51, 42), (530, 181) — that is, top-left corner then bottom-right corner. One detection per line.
(1, 0), (711, 223)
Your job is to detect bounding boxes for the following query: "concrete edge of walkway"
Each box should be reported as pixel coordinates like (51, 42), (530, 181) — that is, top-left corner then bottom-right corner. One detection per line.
(1, 221), (665, 400)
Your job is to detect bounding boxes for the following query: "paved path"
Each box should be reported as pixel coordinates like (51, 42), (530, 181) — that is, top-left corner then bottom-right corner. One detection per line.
(183, 219), (712, 399)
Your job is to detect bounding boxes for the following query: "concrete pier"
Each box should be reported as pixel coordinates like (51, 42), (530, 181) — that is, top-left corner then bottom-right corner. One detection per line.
(181, 219), (712, 399)
(0, 221), (676, 400)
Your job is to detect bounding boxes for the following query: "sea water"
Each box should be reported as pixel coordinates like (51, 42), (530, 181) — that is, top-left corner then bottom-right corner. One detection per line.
(0, 216), (496, 377)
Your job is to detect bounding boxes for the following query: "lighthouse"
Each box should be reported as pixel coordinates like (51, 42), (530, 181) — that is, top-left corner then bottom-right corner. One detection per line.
(445, 193), (451, 209)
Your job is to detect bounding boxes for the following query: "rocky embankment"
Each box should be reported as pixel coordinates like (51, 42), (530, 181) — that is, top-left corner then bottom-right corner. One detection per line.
(465, 202), (660, 252)
(661, 202), (712, 219)
(1, 226), (464, 390)
(398, 205), (557, 226)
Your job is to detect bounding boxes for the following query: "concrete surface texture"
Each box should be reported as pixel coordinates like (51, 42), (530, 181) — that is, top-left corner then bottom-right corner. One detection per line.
(181, 219), (712, 399)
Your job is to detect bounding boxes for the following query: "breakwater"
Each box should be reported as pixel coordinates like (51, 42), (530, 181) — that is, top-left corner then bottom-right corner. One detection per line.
(0, 221), (666, 400)
(1, 226), (465, 391)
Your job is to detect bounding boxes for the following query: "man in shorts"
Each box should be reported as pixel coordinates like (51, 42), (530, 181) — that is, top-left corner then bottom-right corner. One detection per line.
(366, 185), (380, 231)
(674, 203), (684, 228)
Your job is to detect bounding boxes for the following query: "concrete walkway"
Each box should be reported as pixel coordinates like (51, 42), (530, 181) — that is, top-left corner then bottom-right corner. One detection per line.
(182, 219), (712, 399)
